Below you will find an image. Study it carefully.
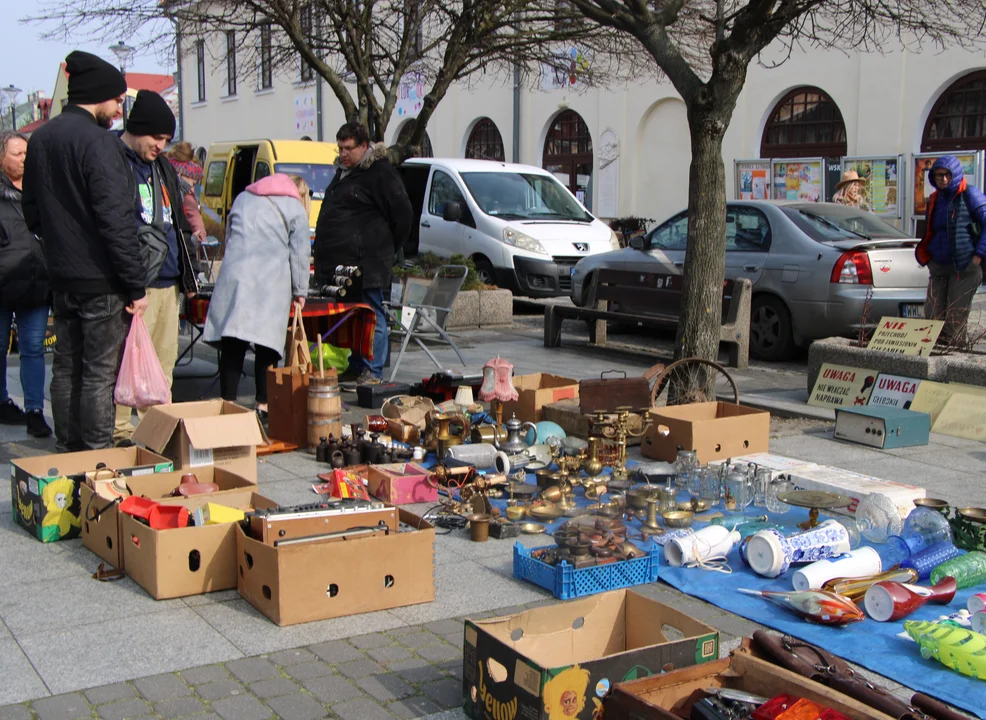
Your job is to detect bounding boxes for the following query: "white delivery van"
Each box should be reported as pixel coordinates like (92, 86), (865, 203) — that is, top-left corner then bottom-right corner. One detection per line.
(397, 158), (619, 297)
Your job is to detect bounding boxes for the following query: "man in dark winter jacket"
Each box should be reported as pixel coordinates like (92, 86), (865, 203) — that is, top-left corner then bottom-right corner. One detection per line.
(114, 90), (198, 445)
(314, 122), (412, 387)
(915, 155), (986, 344)
(22, 50), (146, 452)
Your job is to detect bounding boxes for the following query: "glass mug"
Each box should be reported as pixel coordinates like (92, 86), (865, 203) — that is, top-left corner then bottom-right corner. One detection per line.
(753, 467), (771, 508)
(698, 467), (722, 507)
(674, 450), (700, 492)
(766, 477), (793, 514)
(723, 471), (754, 512)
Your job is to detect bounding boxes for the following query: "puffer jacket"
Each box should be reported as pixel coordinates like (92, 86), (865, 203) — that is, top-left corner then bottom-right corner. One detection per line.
(915, 155), (986, 271)
(313, 143), (413, 289)
(0, 174), (48, 309)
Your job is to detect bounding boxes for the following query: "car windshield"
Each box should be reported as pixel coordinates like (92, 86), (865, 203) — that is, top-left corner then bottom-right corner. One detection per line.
(782, 204), (911, 242)
(275, 163), (336, 200)
(460, 171), (593, 222)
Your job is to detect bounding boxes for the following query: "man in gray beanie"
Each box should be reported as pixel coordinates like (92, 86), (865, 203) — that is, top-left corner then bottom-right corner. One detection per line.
(114, 90), (197, 445)
(22, 50), (147, 452)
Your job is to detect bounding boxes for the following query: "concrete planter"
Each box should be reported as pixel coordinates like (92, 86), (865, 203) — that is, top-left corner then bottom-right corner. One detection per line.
(446, 289), (514, 330)
(807, 336), (986, 391)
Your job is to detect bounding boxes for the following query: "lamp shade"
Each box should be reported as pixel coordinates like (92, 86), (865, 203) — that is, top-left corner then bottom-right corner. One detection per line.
(478, 357), (518, 402)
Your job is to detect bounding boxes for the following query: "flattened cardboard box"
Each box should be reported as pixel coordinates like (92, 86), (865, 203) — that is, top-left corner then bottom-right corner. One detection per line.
(82, 466), (256, 570)
(642, 402), (769, 464)
(132, 400), (266, 482)
(788, 465), (925, 518)
(123, 490), (277, 599)
(11, 447), (172, 543)
(462, 589), (719, 720)
(499, 373), (579, 424)
(237, 509), (436, 626)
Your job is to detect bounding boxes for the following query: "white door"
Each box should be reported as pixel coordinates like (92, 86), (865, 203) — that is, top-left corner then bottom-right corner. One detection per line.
(421, 169), (466, 257)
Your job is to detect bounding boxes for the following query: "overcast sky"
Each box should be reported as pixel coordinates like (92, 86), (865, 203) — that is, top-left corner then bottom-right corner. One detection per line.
(3, 0), (170, 99)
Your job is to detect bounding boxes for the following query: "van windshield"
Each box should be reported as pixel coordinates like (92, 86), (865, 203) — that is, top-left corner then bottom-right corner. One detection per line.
(275, 163), (336, 200)
(460, 172), (593, 222)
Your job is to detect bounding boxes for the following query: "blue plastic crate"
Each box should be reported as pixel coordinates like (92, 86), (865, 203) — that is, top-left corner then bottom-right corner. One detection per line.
(512, 542), (660, 600)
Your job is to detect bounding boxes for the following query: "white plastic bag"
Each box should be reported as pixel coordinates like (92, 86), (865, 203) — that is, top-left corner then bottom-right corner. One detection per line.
(114, 315), (171, 409)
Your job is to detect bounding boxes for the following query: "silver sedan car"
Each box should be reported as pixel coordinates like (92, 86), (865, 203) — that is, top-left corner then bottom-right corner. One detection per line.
(570, 201), (929, 361)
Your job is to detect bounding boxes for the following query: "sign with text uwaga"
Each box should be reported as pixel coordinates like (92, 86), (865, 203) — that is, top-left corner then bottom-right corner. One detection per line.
(809, 364), (878, 408)
(867, 317), (944, 357)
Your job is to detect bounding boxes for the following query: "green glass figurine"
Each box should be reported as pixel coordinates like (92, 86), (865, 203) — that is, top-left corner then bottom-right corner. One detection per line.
(904, 620), (986, 680)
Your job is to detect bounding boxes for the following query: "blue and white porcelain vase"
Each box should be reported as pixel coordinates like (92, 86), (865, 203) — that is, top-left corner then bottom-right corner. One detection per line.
(746, 519), (852, 578)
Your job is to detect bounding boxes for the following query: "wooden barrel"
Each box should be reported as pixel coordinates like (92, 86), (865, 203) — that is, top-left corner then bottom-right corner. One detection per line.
(307, 371), (342, 454)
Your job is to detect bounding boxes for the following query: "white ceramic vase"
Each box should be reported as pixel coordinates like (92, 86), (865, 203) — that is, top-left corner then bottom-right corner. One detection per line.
(746, 519), (852, 579)
(791, 547), (883, 590)
(665, 525), (741, 567)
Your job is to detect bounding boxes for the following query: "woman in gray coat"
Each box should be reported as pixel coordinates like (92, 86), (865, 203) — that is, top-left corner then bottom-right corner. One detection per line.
(202, 174), (310, 420)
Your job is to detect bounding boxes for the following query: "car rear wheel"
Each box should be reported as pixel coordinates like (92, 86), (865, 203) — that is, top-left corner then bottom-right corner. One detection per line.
(751, 295), (795, 362)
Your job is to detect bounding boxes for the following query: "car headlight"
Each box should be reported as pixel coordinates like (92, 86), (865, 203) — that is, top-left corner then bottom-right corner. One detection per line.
(609, 229), (621, 251)
(502, 228), (547, 255)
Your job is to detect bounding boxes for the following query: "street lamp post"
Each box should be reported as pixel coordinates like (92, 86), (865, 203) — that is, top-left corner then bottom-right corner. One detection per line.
(2, 85), (21, 131)
(109, 41), (135, 124)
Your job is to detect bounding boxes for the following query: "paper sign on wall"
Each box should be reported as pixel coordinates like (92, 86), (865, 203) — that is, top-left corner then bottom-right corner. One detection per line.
(809, 364), (878, 408)
(867, 374), (921, 409)
(909, 381), (986, 426)
(932, 393), (986, 442)
(866, 317), (944, 356)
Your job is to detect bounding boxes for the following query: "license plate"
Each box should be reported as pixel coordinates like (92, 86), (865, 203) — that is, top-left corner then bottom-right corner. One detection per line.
(900, 304), (924, 318)
(570, 267), (576, 277)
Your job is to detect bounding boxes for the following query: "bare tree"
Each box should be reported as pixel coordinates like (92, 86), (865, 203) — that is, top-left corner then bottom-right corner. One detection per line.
(28, 0), (637, 158)
(566, 0), (986, 397)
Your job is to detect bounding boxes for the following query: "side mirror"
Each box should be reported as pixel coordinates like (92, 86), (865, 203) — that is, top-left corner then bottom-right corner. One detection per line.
(629, 235), (646, 251)
(443, 201), (464, 223)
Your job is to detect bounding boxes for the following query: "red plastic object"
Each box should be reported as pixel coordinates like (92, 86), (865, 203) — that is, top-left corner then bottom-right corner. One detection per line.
(147, 504), (190, 530)
(119, 496), (158, 520)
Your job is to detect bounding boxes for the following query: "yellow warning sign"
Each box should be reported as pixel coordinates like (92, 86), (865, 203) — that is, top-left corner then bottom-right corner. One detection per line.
(809, 364), (879, 408)
(867, 317), (943, 357)
(910, 381), (986, 425)
(933, 393), (986, 442)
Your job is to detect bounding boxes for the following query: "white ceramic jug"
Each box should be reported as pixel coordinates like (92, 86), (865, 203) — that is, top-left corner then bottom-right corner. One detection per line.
(665, 525), (741, 567)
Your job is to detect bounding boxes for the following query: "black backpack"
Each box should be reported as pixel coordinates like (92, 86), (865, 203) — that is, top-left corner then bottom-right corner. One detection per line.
(132, 162), (169, 286)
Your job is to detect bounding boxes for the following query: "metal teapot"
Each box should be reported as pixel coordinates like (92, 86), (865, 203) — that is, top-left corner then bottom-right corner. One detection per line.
(497, 413), (536, 455)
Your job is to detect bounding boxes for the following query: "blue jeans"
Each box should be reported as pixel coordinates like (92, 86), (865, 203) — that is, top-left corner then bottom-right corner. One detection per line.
(0, 305), (50, 412)
(348, 287), (387, 378)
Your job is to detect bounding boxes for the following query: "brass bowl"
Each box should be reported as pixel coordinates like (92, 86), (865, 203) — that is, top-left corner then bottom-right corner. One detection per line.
(958, 507), (986, 523)
(519, 522), (547, 534)
(626, 486), (661, 511)
(535, 469), (566, 490)
(528, 504), (564, 521)
(505, 505), (527, 522)
(661, 510), (695, 529)
(914, 498), (950, 511)
(678, 499), (710, 513)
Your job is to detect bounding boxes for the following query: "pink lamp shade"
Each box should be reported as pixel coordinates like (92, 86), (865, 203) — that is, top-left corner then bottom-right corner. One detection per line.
(478, 358), (518, 402)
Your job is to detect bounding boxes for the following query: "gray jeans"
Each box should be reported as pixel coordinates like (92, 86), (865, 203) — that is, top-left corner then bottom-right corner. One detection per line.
(51, 292), (131, 452)
(925, 260), (984, 345)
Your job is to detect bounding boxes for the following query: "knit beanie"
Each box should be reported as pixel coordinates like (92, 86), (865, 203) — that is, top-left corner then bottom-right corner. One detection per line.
(126, 90), (176, 137)
(65, 51), (128, 105)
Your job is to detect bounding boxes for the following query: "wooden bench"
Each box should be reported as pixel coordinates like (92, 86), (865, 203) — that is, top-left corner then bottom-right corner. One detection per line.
(543, 268), (752, 369)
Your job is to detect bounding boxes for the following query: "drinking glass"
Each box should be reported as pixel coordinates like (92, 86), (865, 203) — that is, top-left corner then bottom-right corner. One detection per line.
(765, 477), (793, 514)
(698, 467), (722, 507)
(753, 467), (771, 508)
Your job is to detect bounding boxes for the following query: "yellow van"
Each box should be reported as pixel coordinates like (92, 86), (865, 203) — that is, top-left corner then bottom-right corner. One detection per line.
(200, 139), (339, 237)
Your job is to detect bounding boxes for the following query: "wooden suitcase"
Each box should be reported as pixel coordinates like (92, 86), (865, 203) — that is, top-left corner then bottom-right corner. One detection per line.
(579, 370), (651, 414)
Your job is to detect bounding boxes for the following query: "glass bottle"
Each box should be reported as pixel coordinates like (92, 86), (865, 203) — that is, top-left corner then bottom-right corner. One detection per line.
(930, 551), (986, 589)
(900, 541), (963, 581)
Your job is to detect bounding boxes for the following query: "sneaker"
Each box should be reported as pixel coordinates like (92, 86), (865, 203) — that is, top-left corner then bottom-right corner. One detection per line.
(256, 408), (269, 428)
(337, 368), (361, 383)
(0, 399), (25, 425)
(25, 410), (52, 438)
(356, 370), (382, 387)
(114, 437), (135, 448)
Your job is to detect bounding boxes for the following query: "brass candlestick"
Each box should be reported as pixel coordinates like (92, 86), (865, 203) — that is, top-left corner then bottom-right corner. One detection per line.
(596, 407), (653, 482)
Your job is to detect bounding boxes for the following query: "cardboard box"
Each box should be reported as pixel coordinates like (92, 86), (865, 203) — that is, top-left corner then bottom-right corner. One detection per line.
(366, 463), (437, 505)
(499, 373), (579, 424)
(132, 400), (266, 482)
(641, 402), (770, 463)
(122, 490), (277, 599)
(237, 508), (436, 626)
(81, 466), (256, 570)
(462, 589), (719, 720)
(788, 465), (925, 518)
(10, 447), (173, 543)
(266, 367), (310, 449)
(604, 643), (893, 720)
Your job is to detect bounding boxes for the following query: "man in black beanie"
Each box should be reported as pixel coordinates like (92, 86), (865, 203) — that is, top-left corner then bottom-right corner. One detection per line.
(114, 90), (197, 444)
(22, 50), (147, 452)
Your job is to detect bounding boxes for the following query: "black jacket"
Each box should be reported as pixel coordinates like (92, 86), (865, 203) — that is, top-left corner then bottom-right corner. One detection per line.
(314, 143), (413, 289)
(0, 175), (48, 309)
(22, 106), (146, 301)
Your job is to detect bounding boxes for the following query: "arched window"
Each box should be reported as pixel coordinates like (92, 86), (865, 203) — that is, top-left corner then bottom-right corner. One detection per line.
(923, 71), (986, 153)
(761, 87), (847, 158)
(465, 118), (505, 161)
(397, 123), (433, 158)
(543, 110), (593, 208)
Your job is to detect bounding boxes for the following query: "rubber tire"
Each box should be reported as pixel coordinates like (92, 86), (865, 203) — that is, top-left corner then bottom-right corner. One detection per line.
(750, 295), (795, 362)
(472, 255), (496, 286)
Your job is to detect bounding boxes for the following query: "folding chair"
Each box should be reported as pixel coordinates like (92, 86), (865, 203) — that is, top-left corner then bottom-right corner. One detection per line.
(387, 265), (468, 382)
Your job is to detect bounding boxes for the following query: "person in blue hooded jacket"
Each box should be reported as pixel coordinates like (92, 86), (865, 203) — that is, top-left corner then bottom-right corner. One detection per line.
(914, 155), (986, 343)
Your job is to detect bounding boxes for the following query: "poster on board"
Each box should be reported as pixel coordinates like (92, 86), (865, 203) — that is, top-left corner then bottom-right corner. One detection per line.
(841, 156), (901, 217)
(771, 158), (823, 202)
(912, 151), (980, 217)
(735, 160), (771, 200)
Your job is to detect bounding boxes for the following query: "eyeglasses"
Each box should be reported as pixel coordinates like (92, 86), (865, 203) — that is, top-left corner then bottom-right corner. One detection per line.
(931, 171), (952, 180)
(338, 143), (362, 154)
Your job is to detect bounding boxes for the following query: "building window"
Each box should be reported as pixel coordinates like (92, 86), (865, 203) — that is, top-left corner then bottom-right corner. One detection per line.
(196, 40), (206, 102)
(300, 5), (314, 83)
(760, 86), (847, 158)
(398, 123), (433, 158)
(555, 0), (578, 31)
(259, 24), (273, 90)
(923, 71), (986, 153)
(225, 31), (237, 96)
(543, 109), (593, 208)
(465, 118), (505, 161)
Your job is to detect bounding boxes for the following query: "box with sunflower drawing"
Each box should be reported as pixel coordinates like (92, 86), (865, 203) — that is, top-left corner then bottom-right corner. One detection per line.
(462, 589), (719, 720)
(11, 447), (173, 543)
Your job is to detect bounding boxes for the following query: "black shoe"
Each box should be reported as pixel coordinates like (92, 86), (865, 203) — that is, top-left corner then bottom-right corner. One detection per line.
(114, 437), (135, 448)
(25, 410), (52, 438)
(256, 409), (268, 427)
(0, 399), (25, 425)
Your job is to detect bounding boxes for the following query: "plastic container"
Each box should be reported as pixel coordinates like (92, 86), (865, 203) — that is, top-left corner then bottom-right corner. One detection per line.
(900, 541), (963, 580)
(513, 542), (659, 600)
(930, 551), (986, 589)
(119, 496), (157, 520)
